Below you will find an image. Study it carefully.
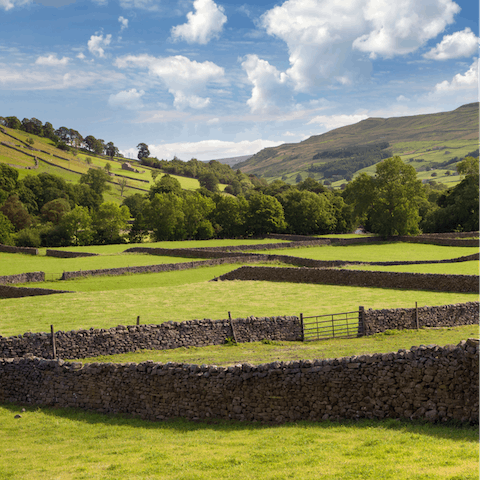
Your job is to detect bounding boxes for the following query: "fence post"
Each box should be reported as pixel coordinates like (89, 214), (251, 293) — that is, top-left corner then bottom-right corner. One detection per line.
(228, 311), (238, 343)
(415, 302), (419, 329)
(300, 313), (304, 342)
(136, 315), (140, 326)
(358, 306), (365, 337)
(51, 324), (57, 360)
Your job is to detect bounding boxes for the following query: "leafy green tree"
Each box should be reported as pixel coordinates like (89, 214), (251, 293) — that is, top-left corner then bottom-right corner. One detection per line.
(198, 172), (219, 193)
(246, 193), (286, 236)
(149, 174), (182, 199)
(80, 169), (111, 198)
(0, 164), (19, 204)
(279, 189), (335, 235)
(92, 202), (130, 244)
(213, 195), (248, 238)
(0, 212), (14, 245)
(60, 206), (93, 246)
(40, 198), (71, 225)
(146, 192), (185, 241)
(5, 116), (21, 130)
(0, 195), (32, 231)
(137, 143), (150, 160)
(183, 192), (215, 239)
(105, 142), (118, 158)
(344, 157), (424, 236)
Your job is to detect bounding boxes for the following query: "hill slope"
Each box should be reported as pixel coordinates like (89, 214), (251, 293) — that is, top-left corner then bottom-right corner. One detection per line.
(237, 103), (479, 185)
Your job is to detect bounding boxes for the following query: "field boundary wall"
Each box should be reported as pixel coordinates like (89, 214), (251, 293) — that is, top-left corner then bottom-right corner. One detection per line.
(0, 272), (44, 285)
(214, 266), (478, 293)
(0, 339), (477, 424)
(0, 244), (38, 255)
(46, 249), (98, 258)
(0, 302), (476, 360)
(0, 284), (71, 299)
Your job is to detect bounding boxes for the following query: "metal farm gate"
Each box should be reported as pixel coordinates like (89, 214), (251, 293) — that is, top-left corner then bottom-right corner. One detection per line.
(301, 306), (365, 342)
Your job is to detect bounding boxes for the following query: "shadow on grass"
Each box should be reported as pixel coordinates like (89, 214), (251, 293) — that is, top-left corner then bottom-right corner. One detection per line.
(2, 402), (477, 443)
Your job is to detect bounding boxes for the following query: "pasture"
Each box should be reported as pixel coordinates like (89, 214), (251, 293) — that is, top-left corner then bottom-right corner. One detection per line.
(1, 238), (478, 479)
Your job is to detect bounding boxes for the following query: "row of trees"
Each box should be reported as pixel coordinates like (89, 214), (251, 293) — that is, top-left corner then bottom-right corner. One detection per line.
(0, 116), (122, 160)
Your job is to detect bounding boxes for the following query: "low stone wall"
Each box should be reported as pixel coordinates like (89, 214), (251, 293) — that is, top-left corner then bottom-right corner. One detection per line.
(0, 284), (71, 299)
(1, 339), (477, 424)
(364, 302), (479, 334)
(46, 249), (98, 258)
(0, 244), (38, 255)
(215, 266), (479, 293)
(0, 271), (44, 285)
(0, 316), (302, 359)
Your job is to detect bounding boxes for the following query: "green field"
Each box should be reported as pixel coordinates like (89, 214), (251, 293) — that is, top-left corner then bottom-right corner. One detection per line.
(257, 243), (479, 262)
(1, 404), (477, 480)
(80, 325), (478, 366)
(343, 261), (479, 276)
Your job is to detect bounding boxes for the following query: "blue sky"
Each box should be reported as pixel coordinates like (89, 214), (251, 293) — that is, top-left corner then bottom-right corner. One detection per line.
(0, 0), (478, 160)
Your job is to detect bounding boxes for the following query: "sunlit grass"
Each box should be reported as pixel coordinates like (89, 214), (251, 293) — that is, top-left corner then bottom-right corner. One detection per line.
(0, 405), (477, 480)
(343, 261), (479, 276)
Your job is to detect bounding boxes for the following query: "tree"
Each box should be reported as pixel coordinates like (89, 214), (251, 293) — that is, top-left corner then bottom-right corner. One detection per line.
(105, 142), (118, 158)
(198, 172), (219, 193)
(213, 195), (248, 238)
(145, 192), (185, 241)
(117, 177), (128, 197)
(0, 212), (14, 245)
(60, 206), (93, 246)
(0, 164), (19, 204)
(137, 143), (150, 160)
(149, 174), (182, 199)
(80, 169), (111, 197)
(5, 116), (21, 130)
(343, 156), (425, 236)
(40, 198), (71, 225)
(92, 202), (130, 244)
(246, 193), (286, 236)
(182, 192), (215, 239)
(0, 195), (32, 231)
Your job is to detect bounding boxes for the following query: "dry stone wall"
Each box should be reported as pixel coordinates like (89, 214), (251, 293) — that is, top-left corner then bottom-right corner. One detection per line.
(364, 302), (479, 334)
(0, 339), (477, 424)
(215, 266), (479, 293)
(0, 244), (38, 255)
(0, 316), (302, 359)
(46, 250), (98, 258)
(0, 284), (71, 299)
(0, 271), (44, 285)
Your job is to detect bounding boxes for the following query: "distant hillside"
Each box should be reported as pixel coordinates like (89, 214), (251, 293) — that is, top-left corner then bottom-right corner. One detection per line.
(204, 155), (253, 167)
(237, 103), (479, 187)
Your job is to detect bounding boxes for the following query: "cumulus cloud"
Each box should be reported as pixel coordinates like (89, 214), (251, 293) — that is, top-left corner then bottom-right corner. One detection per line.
(241, 54), (291, 113)
(35, 54), (70, 66)
(87, 33), (112, 58)
(122, 138), (284, 161)
(307, 114), (369, 131)
(108, 88), (145, 110)
(423, 28), (479, 60)
(118, 16), (129, 32)
(171, 0), (227, 44)
(432, 58), (478, 93)
(260, 0), (461, 92)
(0, 0), (31, 9)
(115, 54), (225, 109)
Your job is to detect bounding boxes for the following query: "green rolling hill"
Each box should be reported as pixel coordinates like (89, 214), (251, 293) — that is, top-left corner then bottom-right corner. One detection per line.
(237, 103), (479, 187)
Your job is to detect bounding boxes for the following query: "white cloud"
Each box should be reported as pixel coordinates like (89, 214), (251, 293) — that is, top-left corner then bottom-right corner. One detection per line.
(432, 58), (479, 93)
(108, 88), (145, 110)
(115, 54), (225, 109)
(241, 54), (290, 113)
(0, 0), (31, 10)
(35, 54), (70, 66)
(207, 117), (220, 125)
(119, 0), (159, 10)
(0, 64), (124, 90)
(260, 0), (461, 92)
(87, 33), (112, 58)
(423, 28), (479, 60)
(171, 0), (227, 44)
(92, 0), (107, 5)
(122, 138), (284, 161)
(77, 52), (86, 60)
(118, 16), (129, 32)
(307, 114), (369, 131)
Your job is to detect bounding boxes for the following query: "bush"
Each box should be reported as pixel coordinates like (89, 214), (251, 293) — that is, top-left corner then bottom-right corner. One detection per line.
(15, 228), (42, 248)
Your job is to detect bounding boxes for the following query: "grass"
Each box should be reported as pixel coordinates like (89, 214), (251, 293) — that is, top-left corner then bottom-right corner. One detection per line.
(0, 404), (478, 480)
(78, 325), (479, 366)
(1, 274), (477, 336)
(342, 261), (479, 276)
(258, 243), (479, 262)
(0, 252), (203, 279)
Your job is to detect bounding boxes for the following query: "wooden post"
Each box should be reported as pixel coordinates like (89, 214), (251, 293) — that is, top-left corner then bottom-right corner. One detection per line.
(415, 302), (419, 329)
(358, 306), (365, 337)
(51, 325), (57, 360)
(136, 315), (140, 326)
(300, 313), (304, 342)
(228, 312), (238, 343)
